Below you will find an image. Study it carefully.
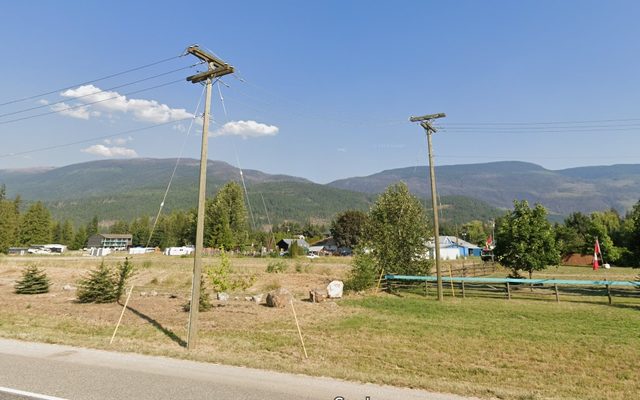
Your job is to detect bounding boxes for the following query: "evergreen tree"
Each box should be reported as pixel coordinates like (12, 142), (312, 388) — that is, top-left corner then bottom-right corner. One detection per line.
(0, 200), (19, 253)
(205, 182), (248, 250)
(15, 265), (50, 294)
(61, 220), (74, 245)
(86, 215), (99, 237)
(52, 221), (62, 243)
(77, 262), (118, 303)
(19, 202), (52, 245)
(70, 226), (88, 250)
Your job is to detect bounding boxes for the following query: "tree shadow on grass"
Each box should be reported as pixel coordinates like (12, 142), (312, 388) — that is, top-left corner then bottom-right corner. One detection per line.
(125, 305), (187, 348)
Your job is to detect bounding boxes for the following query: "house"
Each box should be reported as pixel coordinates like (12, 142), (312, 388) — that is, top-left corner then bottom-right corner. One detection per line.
(426, 236), (481, 260)
(43, 244), (67, 253)
(87, 234), (133, 249)
(276, 238), (310, 253)
(8, 247), (28, 255)
(310, 237), (338, 254)
(163, 246), (195, 256)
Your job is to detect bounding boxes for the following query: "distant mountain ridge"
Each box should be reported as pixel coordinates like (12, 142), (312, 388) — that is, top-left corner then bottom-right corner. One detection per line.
(2, 159), (638, 225)
(328, 161), (640, 216)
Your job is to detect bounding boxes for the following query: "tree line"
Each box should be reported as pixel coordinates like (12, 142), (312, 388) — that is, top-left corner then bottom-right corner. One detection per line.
(0, 182), (328, 253)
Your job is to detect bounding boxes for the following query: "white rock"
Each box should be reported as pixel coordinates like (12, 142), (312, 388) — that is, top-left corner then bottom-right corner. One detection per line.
(251, 294), (263, 303)
(327, 280), (344, 298)
(217, 292), (230, 301)
(62, 284), (75, 291)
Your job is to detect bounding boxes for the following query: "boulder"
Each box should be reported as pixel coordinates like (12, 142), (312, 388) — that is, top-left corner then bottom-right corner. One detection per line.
(327, 280), (344, 298)
(309, 289), (327, 303)
(251, 294), (264, 303)
(217, 292), (229, 302)
(266, 288), (292, 308)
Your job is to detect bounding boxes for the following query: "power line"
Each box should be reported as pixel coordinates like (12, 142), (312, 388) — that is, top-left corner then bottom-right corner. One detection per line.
(0, 62), (203, 120)
(145, 84), (207, 249)
(0, 79), (186, 126)
(443, 117), (640, 126)
(0, 118), (192, 159)
(0, 54), (183, 108)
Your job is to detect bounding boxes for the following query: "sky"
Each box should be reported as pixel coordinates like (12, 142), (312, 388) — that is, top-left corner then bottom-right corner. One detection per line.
(1, 1), (640, 183)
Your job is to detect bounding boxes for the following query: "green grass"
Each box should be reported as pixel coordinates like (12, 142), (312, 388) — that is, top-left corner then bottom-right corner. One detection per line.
(0, 257), (637, 399)
(327, 295), (640, 399)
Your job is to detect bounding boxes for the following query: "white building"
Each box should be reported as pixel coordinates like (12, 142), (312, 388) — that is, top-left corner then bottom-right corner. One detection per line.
(163, 246), (195, 256)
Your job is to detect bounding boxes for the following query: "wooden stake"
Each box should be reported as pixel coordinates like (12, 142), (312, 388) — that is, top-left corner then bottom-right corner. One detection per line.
(506, 282), (511, 300)
(110, 285), (134, 345)
(606, 284), (612, 305)
(375, 269), (385, 295)
(554, 284), (560, 303)
(290, 299), (308, 359)
(461, 281), (466, 299)
(447, 264), (455, 298)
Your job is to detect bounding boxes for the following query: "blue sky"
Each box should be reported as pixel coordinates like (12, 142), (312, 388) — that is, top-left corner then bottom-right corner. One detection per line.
(1, 1), (640, 183)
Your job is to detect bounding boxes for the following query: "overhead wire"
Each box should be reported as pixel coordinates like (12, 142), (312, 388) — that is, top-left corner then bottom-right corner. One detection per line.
(0, 55), (184, 108)
(0, 62), (204, 120)
(144, 84), (208, 249)
(216, 80), (258, 231)
(0, 118), (192, 159)
(0, 78), (186, 126)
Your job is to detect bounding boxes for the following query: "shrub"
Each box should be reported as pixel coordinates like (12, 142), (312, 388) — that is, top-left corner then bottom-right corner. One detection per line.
(207, 249), (256, 292)
(77, 258), (135, 304)
(15, 265), (50, 294)
(266, 260), (288, 273)
(77, 262), (118, 303)
(345, 251), (380, 292)
(182, 275), (212, 312)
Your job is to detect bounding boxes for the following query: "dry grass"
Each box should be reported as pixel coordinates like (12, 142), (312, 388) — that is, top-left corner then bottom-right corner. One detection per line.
(0, 254), (638, 399)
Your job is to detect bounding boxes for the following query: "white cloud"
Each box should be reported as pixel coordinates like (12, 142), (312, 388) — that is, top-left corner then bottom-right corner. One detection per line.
(50, 102), (95, 120)
(60, 84), (193, 123)
(212, 120), (279, 138)
(37, 99), (49, 105)
(82, 144), (138, 158)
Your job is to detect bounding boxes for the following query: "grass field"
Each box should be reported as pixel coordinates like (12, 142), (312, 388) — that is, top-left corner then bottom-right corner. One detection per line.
(0, 254), (638, 399)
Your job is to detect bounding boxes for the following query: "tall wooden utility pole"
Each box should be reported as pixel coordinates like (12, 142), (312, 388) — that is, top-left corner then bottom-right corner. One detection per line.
(185, 45), (234, 349)
(409, 112), (446, 301)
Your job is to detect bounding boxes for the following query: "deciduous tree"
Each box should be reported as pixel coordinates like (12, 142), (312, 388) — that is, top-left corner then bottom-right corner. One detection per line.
(330, 210), (369, 249)
(366, 182), (430, 275)
(494, 200), (560, 278)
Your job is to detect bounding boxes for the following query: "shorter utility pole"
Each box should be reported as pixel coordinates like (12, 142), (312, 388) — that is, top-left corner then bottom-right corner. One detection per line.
(410, 112), (446, 301)
(185, 45), (234, 350)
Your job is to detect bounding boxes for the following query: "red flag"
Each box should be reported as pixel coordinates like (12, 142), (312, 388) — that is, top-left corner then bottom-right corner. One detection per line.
(593, 239), (601, 270)
(486, 235), (493, 248)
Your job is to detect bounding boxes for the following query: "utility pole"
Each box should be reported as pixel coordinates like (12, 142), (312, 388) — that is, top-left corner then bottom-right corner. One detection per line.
(185, 45), (234, 349)
(409, 112), (446, 301)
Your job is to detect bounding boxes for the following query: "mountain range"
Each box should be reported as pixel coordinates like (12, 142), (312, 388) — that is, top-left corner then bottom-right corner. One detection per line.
(1, 159), (639, 226)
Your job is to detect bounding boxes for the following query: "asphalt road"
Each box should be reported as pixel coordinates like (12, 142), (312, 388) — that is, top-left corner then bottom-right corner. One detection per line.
(0, 339), (474, 400)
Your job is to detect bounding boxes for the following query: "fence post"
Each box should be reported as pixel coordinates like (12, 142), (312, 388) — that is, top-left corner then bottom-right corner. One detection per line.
(554, 284), (559, 303)
(506, 282), (511, 300)
(461, 281), (466, 298)
(462, 262), (467, 277)
(606, 284), (612, 305)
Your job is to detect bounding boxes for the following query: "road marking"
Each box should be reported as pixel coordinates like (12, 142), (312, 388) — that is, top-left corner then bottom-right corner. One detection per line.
(0, 386), (68, 400)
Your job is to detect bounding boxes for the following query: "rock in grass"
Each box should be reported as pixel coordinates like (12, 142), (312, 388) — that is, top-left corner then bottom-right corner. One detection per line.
(327, 280), (344, 298)
(309, 289), (327, 303)
(217, 292), (229, 301)
(266, 288), (292, 308)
